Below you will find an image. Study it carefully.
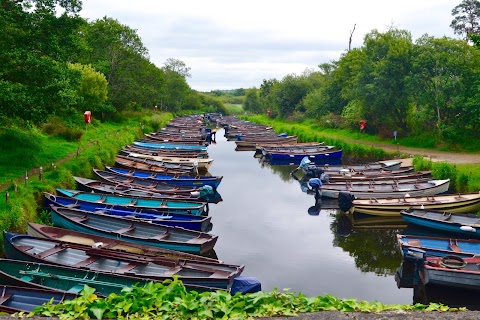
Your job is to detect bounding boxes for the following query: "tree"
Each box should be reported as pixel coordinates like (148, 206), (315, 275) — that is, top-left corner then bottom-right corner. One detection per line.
(243, 88), (262, 113)
(68, 63), (108, 114)
(162, 58), (191, 79)
(410, 36), (480, 138)
(82, 17), (148, 109)
(354, 29), (413, 133)
(450, 0), (480, 41)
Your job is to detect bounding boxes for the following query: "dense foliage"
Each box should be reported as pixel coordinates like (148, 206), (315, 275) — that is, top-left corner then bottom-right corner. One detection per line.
(31, 280), (463, 320)
(0, 0), (225, 127)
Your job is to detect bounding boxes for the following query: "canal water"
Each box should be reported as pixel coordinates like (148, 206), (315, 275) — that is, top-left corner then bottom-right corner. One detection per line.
(205, 129), (414, 305)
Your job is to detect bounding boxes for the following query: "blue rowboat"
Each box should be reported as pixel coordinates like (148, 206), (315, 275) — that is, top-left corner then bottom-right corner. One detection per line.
(401, 208), (480, 239)
(266, 149), (343, 161)
(44, 193), (212, 232)
(55, 188), (207, 215)
(48, 205), (218, 254)
(3, 232), (243, 290)
(0, 284), (77, 313)
(132, 141), (208, 152)
(397, 234), (480, 260)
(105, 166), (223, 189)
(74, 176), (223, 204)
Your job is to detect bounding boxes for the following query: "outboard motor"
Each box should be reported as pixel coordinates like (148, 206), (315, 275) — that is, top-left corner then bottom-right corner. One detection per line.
(199, 185), (214, 199)
(337, 192), (356, 212)
(305, 165), (324, 179)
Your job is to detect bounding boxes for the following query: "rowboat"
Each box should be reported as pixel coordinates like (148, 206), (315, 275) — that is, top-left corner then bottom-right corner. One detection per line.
(132, 141), (208, 151)
(341, 192), (480, 216)
(0, 258), (213, 296)
(403, 249), (480, 291)
(400, 208), (480, 239)
(322, 170), (431, 182)
(121, 145), (209, 159)
(264, 147), (342, 161)
(44, 194), (212, 232)
(320, 179), (450, 199)
(105, 166), (223, 189)
(0, 285), (77, 313)
(3, 232), (243, 290)
(235, 136), (298, 149)
(115, 154), (196, 175)
(55, 188), (207, 215)
(254, 142), (324, 155)
(143, 133), (205, 145)
(28, 223), (221, 263)
(49, 205), (218, 254)
(93, 169), (205, 194)
(397, 234), (480, 259)
(125, 152), (214, 172)
(309, 160), (403, 172)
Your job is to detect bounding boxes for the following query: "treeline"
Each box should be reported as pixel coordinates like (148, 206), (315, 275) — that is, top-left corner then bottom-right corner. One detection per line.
(0, 0), (226, 126)
(244, 29), (480, 143)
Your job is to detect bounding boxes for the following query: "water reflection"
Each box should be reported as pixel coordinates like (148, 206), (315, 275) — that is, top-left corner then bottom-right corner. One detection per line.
(395, 261), (480, 310)
(331, 212), (404, 276)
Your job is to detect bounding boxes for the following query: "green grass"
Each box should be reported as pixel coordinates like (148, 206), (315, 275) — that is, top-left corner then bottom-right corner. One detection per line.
(224, 104), (244, 115)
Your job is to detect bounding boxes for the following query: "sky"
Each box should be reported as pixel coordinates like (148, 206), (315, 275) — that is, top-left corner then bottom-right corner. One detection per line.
(80, 0), (460, 92)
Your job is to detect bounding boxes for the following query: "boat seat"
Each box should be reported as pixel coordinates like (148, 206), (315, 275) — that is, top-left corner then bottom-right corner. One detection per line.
(19, 275), (34, 282)
(35, 245), (68, 259)
(150, 231), (170, 240)
(0, 293), (13, 305)
(449, 241), (462, 253)
(71, 215), (89, 223)
(116, 225), (136, 234)
(67, 285), (85, 294)
(406, 240), (421, 247)
(74, 257), (98, 268)
(65, 203), (80, 208)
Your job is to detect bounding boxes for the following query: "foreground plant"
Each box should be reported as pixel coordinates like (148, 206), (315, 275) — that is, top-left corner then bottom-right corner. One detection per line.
(29, 278), (464, 320)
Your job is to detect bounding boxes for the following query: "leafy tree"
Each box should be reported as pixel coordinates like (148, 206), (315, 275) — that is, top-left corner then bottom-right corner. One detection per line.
(271, 74), (312, 117)
(82, 17), (148, 109)
(354, 29), (413, 133)
(68, 63), (108, 115)
(162, 58), (191, 79)
(243, 88), (262, 113)
(410, 36), (480, 139)
(450, 0), (480, 41)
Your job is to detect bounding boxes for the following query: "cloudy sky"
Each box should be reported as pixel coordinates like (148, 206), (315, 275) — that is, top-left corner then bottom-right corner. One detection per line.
(80, 0), (460, 92)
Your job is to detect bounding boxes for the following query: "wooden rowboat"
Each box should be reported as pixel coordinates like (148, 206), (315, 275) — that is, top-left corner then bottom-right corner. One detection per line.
(397, 234), (480, 259)
(321, 179), (450, 199)
(0, 258), (213, 296)
(343, 192), (480, 216)
(3, 232), (243, 290)
(55, 188), (207, 215)
(132, 141), (208, 152)
(0, 285), (77, 313)
(400, 208), (480, 239)
(115, 154), (195, 175)
(28, 223), (221, 263)
(44, 194), (212, 232)
(125, 152), (214, 172)
(105, 166), (223, 189)
(48, 205), (218, 254)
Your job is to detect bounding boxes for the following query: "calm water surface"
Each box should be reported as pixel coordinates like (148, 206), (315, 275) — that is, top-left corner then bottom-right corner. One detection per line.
(206, 129), (413, 305)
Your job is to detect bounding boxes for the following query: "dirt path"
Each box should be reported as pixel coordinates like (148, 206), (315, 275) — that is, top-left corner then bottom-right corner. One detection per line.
(340, 138), (479, 165)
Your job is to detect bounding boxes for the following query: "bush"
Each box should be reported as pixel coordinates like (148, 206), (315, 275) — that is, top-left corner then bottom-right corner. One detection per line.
(42, 118), (83, 142)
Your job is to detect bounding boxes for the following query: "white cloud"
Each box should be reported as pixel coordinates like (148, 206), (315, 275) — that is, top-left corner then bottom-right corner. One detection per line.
(80, 0), (459, 91)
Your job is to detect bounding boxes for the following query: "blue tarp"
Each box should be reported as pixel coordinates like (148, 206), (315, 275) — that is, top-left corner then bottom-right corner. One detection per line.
(231, 276), (261, 295)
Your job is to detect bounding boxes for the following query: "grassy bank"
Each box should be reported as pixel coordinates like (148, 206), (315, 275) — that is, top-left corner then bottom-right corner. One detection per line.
(241, 115), (480, 194)
(0, 111), (173, 240)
